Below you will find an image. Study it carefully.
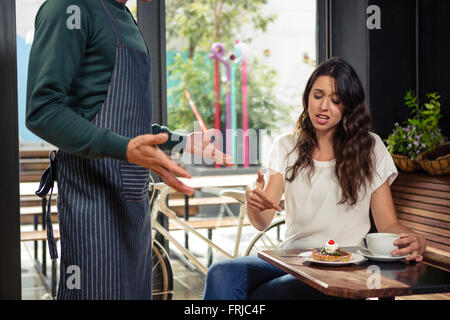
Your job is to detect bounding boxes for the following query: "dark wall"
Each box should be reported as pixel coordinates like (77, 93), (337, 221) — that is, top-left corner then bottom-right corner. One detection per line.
(0, 0), (22, 299)
(368, 0), (416, 139)
(419, 0), (450, 139)
(137, 0), (167, 127)
(137, 0), (168, 248)
(331, 0), (369, 99)
(319, 0), (450, 140)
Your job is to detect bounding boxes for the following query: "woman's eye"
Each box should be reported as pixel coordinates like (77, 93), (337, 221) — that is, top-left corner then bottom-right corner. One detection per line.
(332, 99), (340, 105)
(314, 94), (322, 99)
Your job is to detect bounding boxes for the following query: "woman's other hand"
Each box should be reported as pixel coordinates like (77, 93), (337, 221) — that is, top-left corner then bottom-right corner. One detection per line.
(392, 233), (427, 262)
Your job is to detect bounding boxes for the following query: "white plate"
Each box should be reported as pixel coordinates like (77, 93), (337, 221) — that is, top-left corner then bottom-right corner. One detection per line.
(356, 249), (409, 262)
(298, 251), (365, 266)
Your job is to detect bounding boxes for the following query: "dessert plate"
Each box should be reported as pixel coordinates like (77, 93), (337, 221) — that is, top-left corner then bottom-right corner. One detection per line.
(298, 251), (365, 266)
(356, 249), (409, 262)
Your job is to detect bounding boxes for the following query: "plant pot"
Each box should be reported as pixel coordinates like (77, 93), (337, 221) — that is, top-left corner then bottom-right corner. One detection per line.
(391, 153), (421, 172)
(416, 142), (450, 176)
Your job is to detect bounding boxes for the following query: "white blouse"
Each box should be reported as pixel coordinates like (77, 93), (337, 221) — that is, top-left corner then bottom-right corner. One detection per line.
(267, 131), (398, 250)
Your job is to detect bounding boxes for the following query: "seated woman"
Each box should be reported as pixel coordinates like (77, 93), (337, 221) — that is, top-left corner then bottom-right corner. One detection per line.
(203, 57), (427, 300)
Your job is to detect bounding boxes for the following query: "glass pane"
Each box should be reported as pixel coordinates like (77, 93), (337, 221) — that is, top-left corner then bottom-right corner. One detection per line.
(16, 0), (137, 148)
(16, 0), (138, 301)
(16, 0), (47, 147)
(165, 0), (317, 170)
(163, 0), (317, 275)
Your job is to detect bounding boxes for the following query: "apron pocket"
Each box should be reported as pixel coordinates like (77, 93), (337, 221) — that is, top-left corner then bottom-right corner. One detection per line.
(120, 162), (150, 202)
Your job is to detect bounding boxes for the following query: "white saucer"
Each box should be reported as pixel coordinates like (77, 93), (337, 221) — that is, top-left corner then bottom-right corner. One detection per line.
(298, 251), (365, 266)
(356, 249), (409, 262)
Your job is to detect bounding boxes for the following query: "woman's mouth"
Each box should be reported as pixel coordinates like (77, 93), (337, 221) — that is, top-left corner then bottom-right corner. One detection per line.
(316, 114), (329, 125)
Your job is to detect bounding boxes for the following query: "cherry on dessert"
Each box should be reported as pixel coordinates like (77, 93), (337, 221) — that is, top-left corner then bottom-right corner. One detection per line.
(328, 240), (335, 245)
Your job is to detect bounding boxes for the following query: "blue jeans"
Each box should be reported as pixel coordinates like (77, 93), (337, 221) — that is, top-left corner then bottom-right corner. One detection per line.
(203, 256), (340, 300)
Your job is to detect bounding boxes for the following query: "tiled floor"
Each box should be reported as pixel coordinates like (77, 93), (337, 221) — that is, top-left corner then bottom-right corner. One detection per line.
(20, 224), (258, 300)
(171, 259), (205, 300)
(22, 223), (449, 301)
(21, 241), (54, 300)
(21, 234), (209, 300)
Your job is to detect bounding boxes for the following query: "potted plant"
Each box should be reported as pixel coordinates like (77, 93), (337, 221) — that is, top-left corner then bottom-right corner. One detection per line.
(385, 90), (448, 173)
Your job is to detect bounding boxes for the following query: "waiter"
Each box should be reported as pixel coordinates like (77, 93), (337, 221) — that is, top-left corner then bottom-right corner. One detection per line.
(26, 0), (232, 299)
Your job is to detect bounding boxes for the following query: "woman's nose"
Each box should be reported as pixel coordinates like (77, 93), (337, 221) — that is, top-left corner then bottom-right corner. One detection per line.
(319, 99), (329, 111)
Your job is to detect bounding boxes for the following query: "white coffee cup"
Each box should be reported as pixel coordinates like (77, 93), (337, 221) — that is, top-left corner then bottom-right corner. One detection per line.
(360, 233), (400, 256)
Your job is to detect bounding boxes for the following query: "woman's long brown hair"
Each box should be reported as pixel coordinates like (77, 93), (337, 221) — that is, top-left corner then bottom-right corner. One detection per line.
(286, 57), (375, 206)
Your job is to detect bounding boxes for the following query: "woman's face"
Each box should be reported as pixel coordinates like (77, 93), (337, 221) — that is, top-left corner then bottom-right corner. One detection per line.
(307, 75), (345, 136)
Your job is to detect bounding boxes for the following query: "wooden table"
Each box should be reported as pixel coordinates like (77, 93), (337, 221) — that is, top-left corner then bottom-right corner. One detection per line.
(20, 174), (255, 196)
(258, 247), (450, 300)
(179, 173), (256, 189)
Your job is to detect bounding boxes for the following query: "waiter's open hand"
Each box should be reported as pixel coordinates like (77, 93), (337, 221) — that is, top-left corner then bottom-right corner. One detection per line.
(126, 133), (194, 196)
(185, 131), (235, 167)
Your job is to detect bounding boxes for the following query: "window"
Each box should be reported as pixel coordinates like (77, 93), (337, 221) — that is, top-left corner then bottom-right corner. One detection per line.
(15, 0), (137, 148)
(165, 0), (317, 170)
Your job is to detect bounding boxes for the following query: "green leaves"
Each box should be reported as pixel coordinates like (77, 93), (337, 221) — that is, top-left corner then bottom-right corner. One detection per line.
(167, 51), (290, 130)
(166, 0), (277, 56)
(385, 90), (447, 159)
(166, 0), (287, 131)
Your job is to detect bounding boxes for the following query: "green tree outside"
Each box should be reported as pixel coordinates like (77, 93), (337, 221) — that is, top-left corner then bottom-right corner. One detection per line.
(166, 0), (291, 131)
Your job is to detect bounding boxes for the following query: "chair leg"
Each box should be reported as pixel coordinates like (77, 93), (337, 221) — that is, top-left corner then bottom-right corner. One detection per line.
(51, 259), (57, 299)
(42, 240), (47, 277)
(207, 229), (213, 267)
(184, 195), (189, 250)
(41, 198), (47, 277)
(34, 215), (38, 260)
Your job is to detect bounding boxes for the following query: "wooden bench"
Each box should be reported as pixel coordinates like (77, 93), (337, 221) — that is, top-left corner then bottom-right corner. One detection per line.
(20, 158), (49, 182)
(391, 171), (450, 300)
(19, 149), (57, 298)
(19, 196), (240, 241)
(168, 196), (239, 207)
(20, 205), (58, 225)
(20, 195), (56, 208)
(19, 148), (51, 183)
(21, 230), (60, 242)
(167, 195), (239, 216)
(168, 216), (251, 231)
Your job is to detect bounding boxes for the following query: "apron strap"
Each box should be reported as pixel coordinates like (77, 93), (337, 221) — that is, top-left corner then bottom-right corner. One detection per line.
(99, 0), (123, 44)
(35, 150), (59, 260)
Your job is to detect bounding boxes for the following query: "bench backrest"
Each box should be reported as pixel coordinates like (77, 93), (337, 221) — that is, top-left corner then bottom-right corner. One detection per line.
(391, 172), (450, 254)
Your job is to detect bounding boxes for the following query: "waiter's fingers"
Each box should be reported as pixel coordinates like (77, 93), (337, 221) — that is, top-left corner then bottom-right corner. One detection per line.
(203, 143), (234, 167)
(152, 166), (194, 196)
(146, 147), (191, 178)
(214, 151), (234, 167)
(213, 149), (234, 166)
(140, 133), (169, 146)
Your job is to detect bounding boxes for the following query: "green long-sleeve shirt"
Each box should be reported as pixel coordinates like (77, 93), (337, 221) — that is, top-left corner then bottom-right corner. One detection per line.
(26, 0), (185, 161)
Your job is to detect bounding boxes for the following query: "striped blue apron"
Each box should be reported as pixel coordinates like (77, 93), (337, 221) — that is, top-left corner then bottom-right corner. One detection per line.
(36, 0), (154, 299)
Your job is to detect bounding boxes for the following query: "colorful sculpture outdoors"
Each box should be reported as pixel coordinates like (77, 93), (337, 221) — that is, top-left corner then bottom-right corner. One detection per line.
(201, 41), (250, 167)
